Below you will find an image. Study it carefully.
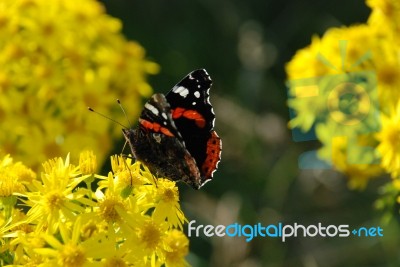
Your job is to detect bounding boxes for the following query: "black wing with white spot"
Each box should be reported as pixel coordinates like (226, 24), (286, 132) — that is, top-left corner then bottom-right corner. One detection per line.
(165, 69), (220, 180)
(166, 69), (215, 133)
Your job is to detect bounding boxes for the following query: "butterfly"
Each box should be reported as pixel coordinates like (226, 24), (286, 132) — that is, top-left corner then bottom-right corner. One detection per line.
(122, 69), (221, 189)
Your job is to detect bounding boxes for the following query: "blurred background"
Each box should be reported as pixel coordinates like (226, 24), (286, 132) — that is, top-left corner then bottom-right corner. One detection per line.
(100, 0), (398, 266)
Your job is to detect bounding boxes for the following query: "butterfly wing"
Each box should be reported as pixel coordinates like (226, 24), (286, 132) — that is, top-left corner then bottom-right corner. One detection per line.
(166, 69), (222, 186)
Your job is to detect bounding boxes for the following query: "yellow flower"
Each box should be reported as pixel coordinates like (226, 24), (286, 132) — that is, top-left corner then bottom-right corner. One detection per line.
(107, 155), (150, 191)
(23, 154), (92, 233)
(285, 36), (329, 80)
(95, 177), (132, 224)
(138, 220), (166, 251)
(374, 41), (400, 111)
(36, 216), (114, 267)
(6, 225), (46, 266)
(286, 25), (376, 82)
(376, 102), (400, 178)
(79, 150), (97, 175)
(164, 230), (190, 267)
(151, 179), (187, 229)
(0, 0), (159, 169)
(0, 174), (25, 199)
(126, 218), (168, 266)
(0, 155), (32, 197)
(286, 25), (377, 133)
(0, 155), (33, 223)
(286, 0), (400, 189)
(1, 151), (190, 266)
(367, 0), (400, 44)
(98, 236), (144, 267)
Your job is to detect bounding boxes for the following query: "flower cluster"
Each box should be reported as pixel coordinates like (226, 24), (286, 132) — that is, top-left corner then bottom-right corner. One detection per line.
(286, 0), (400, 219)
(0, 0), (159, 169)
(286, 0), (400, 189)
(0, 152), (189, 267)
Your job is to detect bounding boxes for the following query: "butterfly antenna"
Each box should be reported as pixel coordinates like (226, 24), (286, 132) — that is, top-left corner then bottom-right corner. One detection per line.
(117, 99), (133, 129)
(87, 107), (128, 129)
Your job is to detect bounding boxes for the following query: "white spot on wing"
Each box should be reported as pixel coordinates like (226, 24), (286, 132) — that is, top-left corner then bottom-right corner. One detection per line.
(162, 113), (168, 120)
(172, 86), (189, 98)
(192, 102), (196, 105)
(194, 91), (200, 98)
(145, 103), (159, 115)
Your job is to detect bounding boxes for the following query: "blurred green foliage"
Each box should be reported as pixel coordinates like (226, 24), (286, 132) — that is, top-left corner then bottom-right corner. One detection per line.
(101, 0), (399, 266)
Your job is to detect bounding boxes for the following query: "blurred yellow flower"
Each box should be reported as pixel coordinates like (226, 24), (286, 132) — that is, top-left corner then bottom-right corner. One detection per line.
(0, 0), (159, 170)
(164, 230), (190, 267)
(376, 102), (400, 178)
(286, 25), (376, 81)
(367, 0), (400, 44)
(0, 169), (25, 198)
(286, 0), (400, 189)
(374, 41), (400, 111)
(286, 25), (378, 133)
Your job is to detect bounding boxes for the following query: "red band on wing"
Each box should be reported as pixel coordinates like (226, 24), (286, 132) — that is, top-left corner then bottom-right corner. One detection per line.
(139, 119), (174, 137)
(201, 131), (221, 178)
(172, 108), (206, 128)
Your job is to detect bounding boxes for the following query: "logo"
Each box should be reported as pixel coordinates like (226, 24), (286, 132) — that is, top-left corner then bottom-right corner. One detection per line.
(287, 40), (381, 169)
(188, 220), (384, 242)
(123, 69), (222, 189)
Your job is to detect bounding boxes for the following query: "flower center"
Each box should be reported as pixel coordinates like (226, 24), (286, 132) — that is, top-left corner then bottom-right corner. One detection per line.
(161, 188), (176, 202)
(45, 191), (64, 211)
(59, 244), (86, 267)
(139, 223), (161, 250)
(99, 197), (123, 222)
(378, 65), (400, 87)
(103, 257), (127, 267)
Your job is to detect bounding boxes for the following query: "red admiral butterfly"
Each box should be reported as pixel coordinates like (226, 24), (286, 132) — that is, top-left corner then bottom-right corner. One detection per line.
(123, 69), (222, 189)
